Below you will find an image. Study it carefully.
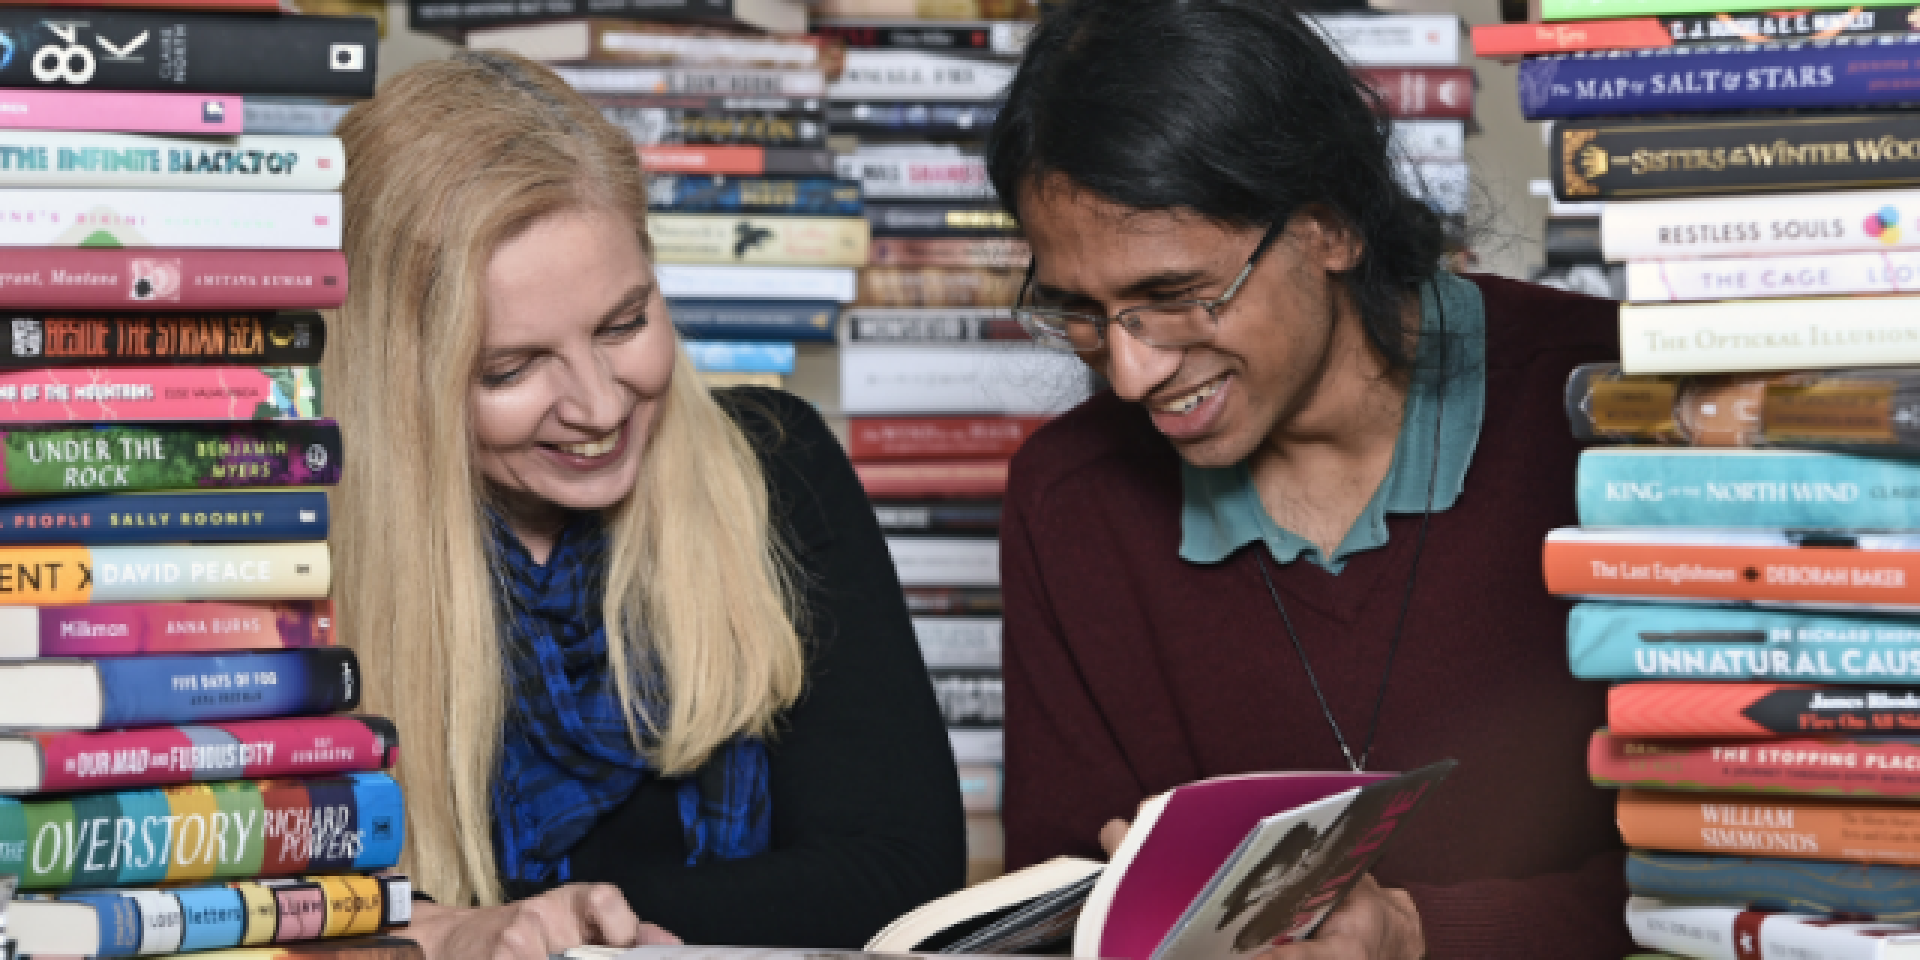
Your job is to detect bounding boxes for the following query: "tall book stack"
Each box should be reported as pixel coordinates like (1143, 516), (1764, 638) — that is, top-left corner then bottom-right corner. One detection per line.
(0, 5), (417, 959)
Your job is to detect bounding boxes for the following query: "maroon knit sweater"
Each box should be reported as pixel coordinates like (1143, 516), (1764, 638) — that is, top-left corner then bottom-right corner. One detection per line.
(1000, 274), (1633, 958)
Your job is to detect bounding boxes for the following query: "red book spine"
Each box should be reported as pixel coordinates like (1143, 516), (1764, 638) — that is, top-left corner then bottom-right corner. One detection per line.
(28, 715), (398, 793)
(1542, 537), (1920, 608)
(639, 144), (767, 175)
(1589, 729), (1920, 797)
(1608, 682), (1920, 738)
(0, 250), (347, 309)
(849, 415), (1049, 461)
(855, 460), (1008, 498)
(1471, 20), (1675, 57)
(1355, 68), (1475, 119)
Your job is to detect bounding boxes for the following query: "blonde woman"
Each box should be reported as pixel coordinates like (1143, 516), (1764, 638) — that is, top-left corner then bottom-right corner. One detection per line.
(328, 51), (966, 958)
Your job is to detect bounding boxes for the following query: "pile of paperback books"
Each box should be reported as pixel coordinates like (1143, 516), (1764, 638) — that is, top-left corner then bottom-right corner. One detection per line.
(0, 3), (419, 958)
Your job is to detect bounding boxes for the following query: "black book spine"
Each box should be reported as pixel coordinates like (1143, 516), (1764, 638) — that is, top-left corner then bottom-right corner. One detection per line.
(0, 10), (376, 97)
(0, 312), (325, 367)
(812, 23), (1029, 56)
(867, 201), (1019, 237)
(1544, 218), (1602, 264)
(597, 106), (826, 147)
(408, 0), (728, 30)
(1554, 111), (1920, 200)
(829, 101), (1002, 137)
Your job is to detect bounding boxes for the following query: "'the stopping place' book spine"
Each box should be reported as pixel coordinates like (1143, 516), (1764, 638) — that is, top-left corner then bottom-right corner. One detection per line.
(1628, 850), (1920, 919)
(0, 419), (343, 495)
(0, 133), (344, 190)
(1554, 111), (1920, 199)
(1590, 729), (1920, 797)
(0, 250), (347, 309)
(0, 9), (376, 97)
(1575, 448), (1920, 528)
(0, 190), (340, 249)
(1519, 36), (1920, 119)
(1619, 297), (1920, 374)
(1569, 600), (1920, 683)
(0, 90), (243, 135)
(0, 597), (334, 658)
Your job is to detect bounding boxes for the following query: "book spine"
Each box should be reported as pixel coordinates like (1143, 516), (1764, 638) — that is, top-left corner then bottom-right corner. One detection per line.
(815, 0), (1036, 17)
(0, 250), (347, 309)
(647, 176), (862, 216)
(682, 340), (794, 374)
(0, 772), (404, 889)
(1619, 298), (1920, 374)
(241, 102), (351, 137)
(1565, 364), (1846, 448)
(866, 202), (1017, 237)
(1592, 730), (1920, 796)
(0, 313), (325, 367)
(641, 144), (833, 176)
(827, 100), (1002, 136)
(1545, 218), (1603, 263)
(1544, 0), (1880, 22)
(868, 236), (1029, 268)
(0, 542), (332, 605)
(656, 264), (856, 301)
(1618, 789), (1920, 865)
(0, 420), (343, 495)
(956, 762), (1001, 814)
(930, 667), (1002, 728)
(131, 889), (186, 953)
(667, 300), (838, 341)
(409, 0), (731, 29)
(1554, 112), (1920, 200)
(0, 190), (339, 249)
(0, 90), (243, 134)
(885, 535), (998, 586)
(1542, 532), (1920, 607)
(1608, 681), (1920, 737)
(1519, 38), (1920, 118)
(828, 53), (1016, 100)
(849, 415), (1046, 460)
(812, 22), (1032, 56)
(0, 11), (375, 97)
(855, 460), (1008, 498)
(0, 365), (319, 420)
(0, 490), (328, 545)
(1624, 252), (1920, 301)
(1392, 120), (1467, 161)
(599, 106), (824, 147)
(14, 599), (333, 658)
(86, 646), (357, 727)
(1309, 14), (1461, 66)
(874, 502), (1002, 533)
(843, 307), (1027, 344)
(552, 67), (827, 98)
(1570, 600), (1920, 682)
(854, 267), (1023, 308)
(1625, 898), (1904, 960)
(586, 93), (825, 113)
(1356, 68), (1474, 118)
(0, 134), (343, 190)
(835, 155), (993, 199)
(902, 585), (1001, 614)
(1576, 449), (1920, 527)
(647, 214), (869, 266)
(913, 616), (1001, 667)
(1472, 20), (1676, 57)
(22, 715), (396, 794)
(1627, 850), (1920, 918)
(842, 345), (1087, 414)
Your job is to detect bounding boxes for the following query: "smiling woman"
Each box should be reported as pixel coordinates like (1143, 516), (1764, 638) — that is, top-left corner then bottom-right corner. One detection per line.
(324, 51), (964, 959)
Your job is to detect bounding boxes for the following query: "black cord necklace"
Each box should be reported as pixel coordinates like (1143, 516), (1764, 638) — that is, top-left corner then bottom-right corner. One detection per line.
(1253, 279), (1449, 774)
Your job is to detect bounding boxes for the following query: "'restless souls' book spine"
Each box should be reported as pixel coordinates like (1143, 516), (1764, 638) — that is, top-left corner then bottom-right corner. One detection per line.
(0, 10), (376, 97)
(0, 250), (347, 309)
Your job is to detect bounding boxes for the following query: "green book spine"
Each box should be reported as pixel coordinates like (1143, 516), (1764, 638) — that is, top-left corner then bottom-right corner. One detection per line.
(1544, 0), (1869, 21)
(0, 421), (340, 496)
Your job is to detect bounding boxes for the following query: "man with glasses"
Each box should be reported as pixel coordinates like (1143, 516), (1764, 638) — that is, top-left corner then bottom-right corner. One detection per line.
(987, 1), (1634, 958)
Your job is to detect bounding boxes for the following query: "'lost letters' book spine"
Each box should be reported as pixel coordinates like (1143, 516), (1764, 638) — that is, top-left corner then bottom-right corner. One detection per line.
(0, 250), (346, 309)
(47, 874), (409, 954)
(1590, 729), (1920, 796)
(1576, 448), (1920, 527)
(1555, 112), (1920, 199)
(0, 133), (343, 190)
(1518, 37), (1920, 119)
(0, 10), (376, 97)
(0, 490), (328, 546)
(0, 90), (243, 134)
(0, 190), (339, 249)
(0, 420), (343, 495)
(0, 313), (325, 367)
(1569, 600), (1920, 682)
(10, 714), (397, 794)
(0, 597), (334, 658)
(1608, 680), (1920, 737)
(1627, 850), (1920, 918)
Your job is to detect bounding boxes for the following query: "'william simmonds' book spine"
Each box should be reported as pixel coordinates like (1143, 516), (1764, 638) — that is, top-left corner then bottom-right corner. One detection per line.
(0, 133), (344, 190)
(1619, 297), (1920, 374)
(646, 214), (869, 266)
(1554, 112), (1920, 199)
(0, 250), (347, 310)
(0, 312), (324, 367)
(1591, 730), (1920, 796)
(1518, 36), (1920, 119)
(0, 10), (376, 97)
(0, 490), (328, 546)
(0, 420), (343, 495)
(1570, 601), (1920, 683)
(0, 598), (333, 658)
(1627, 850), (1920, 919)
(0, 541), (331, 604)
(647, 176), (862, 216)
(1610, 681), (1920, 737)
(1576, 448), (1920, 528)
(0, 190), (340, 249)
(0, 90), (243, 134)
(667, 299), (838, 341)
(0, 772), (403, 889)
(1617, 789), (1920, 863)
(0, 366), (321, 420)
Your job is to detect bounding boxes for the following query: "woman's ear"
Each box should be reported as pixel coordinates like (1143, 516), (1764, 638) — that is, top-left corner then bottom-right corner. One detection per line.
(1292, 204), (1364, 274)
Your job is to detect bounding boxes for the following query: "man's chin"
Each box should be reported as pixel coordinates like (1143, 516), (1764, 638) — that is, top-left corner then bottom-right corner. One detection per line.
(1169, 431), (1259, 470)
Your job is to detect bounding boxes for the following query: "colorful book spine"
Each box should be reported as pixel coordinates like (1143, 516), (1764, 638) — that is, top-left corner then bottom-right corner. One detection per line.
(827, 101), (1003, 137)
(1474, 20), (1684, 56)
(856, 267), (1021, 308)
(843, 307), (1027, 344)
(1570, 601), (1920, 682)
(1520, 36), (1920, 119)
(0, 490), (328, 545)
(1552, 112), (1920, 200)
(1627, 850), (1920, 918)
(1576, 448), (1920, 528)
(866, 202), (1018, 237)
(1, 647), (358, 730)
(0, 133), (344, 190)
(0, 250), (348, 309)
(902, 585), (1001, 615)
(1544, 528), (1920, 609)
(599, 105), (824, 147)
(1600, 190), (1920, 260)
(1625, 897), (1920, 960)
(0, 598), (333, 659)
(1479, 9), (1920, 57)
(174, 937), (424, 959)
(868, 236), (1030, 268)
(0, 90), (244, 135)
(666, 300), (838, 341)
(1608, 681), (1920, 738)
(835, 155), (993, 200)
(647, 176), (862, 215)
(639, 144), (833, 176)
(0, 190), (340, 249)
(0, 773), (404, 889)
(48, 874), (409, 955)
(855, 460), (1008, 498)
(1618, 789), (1920, 864)
(1624, 253), (1920, 301)
(1619, 297), (1920, 374)
(553, 66), (827, 97)
(0, 10), (375, 97)
(850, 415), (1047, 460)
(0, 420), (343, 495)
(0, 313), (325, 368)
(646, 214), (869, 266)
(1564, 364), (1920, 450)
(1590, 729), (1920, 796)
(4, 715), (397, 794)
(0, 542), (330, 604)
(812, 21), (1033, 55)
(682, 341), (795, 374)
(1543, 0), (1885, 21)
(0, 365), (319, 421)
(1356, 68), (1475, 119)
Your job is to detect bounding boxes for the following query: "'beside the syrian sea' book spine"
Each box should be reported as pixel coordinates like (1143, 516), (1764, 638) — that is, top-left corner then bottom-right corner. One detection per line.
(0, 420), (342, 495)
(0, 313), (326, 367)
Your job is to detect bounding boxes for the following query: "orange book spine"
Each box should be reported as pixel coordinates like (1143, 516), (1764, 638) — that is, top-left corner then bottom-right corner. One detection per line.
(1543, 537), (1920, 607)
(1618, 789), (1920, 864)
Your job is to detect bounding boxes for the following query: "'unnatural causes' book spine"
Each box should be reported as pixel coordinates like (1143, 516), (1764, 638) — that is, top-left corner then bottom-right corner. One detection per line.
(0, 250), (347, 309)
(1569, 600), (1920, 682)
(0, 9), (376, 97)
(1518, 37), (1920, 119)
(0, 597), (334, 658)
(0, 420), (342, 495)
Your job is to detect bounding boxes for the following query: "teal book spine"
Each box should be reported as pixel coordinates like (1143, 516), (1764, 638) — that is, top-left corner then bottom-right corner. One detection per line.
(1569, 601), (1920, 681)
(1577, 448), (1920, 529)
(1628, 851), (1920, 919)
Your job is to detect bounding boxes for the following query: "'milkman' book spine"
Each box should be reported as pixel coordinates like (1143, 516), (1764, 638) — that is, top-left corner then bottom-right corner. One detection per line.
(1554, 112), (1920, 199)
(1518, 36), (1920, 119)
(0, 10), (377, 97)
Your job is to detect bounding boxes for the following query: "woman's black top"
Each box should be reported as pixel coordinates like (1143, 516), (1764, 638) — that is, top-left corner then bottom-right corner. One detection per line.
(507, 387), (967, 946)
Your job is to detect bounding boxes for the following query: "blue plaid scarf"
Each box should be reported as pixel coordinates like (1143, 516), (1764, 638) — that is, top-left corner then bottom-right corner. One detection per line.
(489, 511), (773, 885)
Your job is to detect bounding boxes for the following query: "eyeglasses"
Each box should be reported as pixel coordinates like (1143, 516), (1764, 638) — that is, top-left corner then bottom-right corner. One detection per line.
(1010, 219), (1285, 353)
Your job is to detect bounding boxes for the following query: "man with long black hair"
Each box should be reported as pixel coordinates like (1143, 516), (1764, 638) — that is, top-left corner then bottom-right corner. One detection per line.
(987, 1), (1634, 956)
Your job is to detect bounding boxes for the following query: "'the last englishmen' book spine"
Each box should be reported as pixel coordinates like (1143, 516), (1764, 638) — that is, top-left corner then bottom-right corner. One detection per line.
(1518, 36), (1920, 119)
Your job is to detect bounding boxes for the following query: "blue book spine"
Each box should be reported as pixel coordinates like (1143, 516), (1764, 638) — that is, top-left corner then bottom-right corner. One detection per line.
(346, 771), (406, 870)
(1518, 36), (1920, 118)
(0, 491), (329, 545)
(57, 892), (146, 956)
(648, 176), (863, 215)
(95, 648), (358, 728)
(1576, 448), (1920, 528)
(1627, 851), (1920, 918)
(670, 300), (839, 342)
(1570, 601), (1920, 680)
(683, 341), (797, 374)
(175, 887), (247, 952)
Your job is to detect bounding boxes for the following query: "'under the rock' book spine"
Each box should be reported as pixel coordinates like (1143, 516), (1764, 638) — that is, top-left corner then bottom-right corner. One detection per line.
(0, 420), (342, 495)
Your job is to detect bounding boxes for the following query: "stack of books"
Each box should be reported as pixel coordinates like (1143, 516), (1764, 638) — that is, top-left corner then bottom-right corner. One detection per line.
(0, 4), (416, 958)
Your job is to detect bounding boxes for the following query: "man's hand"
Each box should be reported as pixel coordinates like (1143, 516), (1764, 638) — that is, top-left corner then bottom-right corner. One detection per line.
(403, 883), (681, 960)
(1253, 874), (1423, 960)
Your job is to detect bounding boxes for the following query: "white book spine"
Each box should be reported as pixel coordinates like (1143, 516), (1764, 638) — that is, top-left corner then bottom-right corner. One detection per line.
(835, 155), (995, 199)
(840, 345), (1090, 414)
(657, 265), (857, 302)
(827, 51), (1016, 100)
(242, 102), (351, 136)
(0, 191), (340, 249)
(1619, 296), (1920, 373)
(1602, 190), (1920, 260)
(1307, 13), (1461, 65)
(0, 134), (345, 190)
(843, 307), (1008, 344)
(128, 890), (184, 956)
(1626, 898), (1913, 960)
(1390, 120), (1467, 161)
(1624, 252), (1920, 301)
(949, 728), (1003, 764)
(552, 66), (827, 97)
(913, 616), (1002, 667)
(886, 536), (999, 586)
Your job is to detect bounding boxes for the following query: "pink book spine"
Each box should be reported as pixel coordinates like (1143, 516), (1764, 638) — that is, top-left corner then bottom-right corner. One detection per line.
(0, 249), (347, 309)
(29, 715), (396, 793)
(1590, 730), (1920, 798)
(0, 91), (245, 134)
(0, 367), (317, 421)
(27, 599), (333, 657)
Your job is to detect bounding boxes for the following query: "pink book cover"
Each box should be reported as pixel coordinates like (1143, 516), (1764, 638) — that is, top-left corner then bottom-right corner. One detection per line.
(1078, 762), (1454, 960)
(20, 714), (397, 794)
(0, 90), (244, 134)
(0, 366), (318, 421)
(9, 598), (333, 657)
(0, 249), (347, 309)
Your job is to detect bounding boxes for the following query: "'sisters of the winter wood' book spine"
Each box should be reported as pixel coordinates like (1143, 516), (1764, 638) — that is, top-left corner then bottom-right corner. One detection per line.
(1608, 681), (1920, 738)
(1554, 111), (1920, 199)
(1617, 789), (1920, 864)
(0, 250), (346, 309)
(0, 420), (342, 495)
(4, 714), (397, 794)
(0, 597), (333, 658)
(0, 313), (325, 367)
(0, 90), (244, 134)
(1590, 729), (1920, 797)
(0, 10), (375, 97)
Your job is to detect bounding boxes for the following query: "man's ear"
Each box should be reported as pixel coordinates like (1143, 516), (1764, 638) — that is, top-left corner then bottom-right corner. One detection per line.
(1293, 204), (1364, 273)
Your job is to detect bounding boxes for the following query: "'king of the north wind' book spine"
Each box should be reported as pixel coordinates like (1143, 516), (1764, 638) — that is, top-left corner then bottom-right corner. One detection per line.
(1575, 448), (1920, 528)
(1518, 36), (1920, 119)
(0, 772), (403, 889)
(1569, 601), (1920, 681)
(0, 420), (342, 494)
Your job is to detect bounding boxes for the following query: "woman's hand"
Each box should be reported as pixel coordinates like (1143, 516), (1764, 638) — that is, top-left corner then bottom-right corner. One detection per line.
(1253, 874), (1424, 960)
(404, 883), (681, 960)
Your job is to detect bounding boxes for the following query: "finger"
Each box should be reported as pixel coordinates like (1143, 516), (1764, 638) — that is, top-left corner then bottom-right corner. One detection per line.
(524, 895), (588, 954)
(638, 923), (683, 946)
(1098, 818), (1131, 857)
(576, 884), (642, 947)
(495, 912), (557, 960)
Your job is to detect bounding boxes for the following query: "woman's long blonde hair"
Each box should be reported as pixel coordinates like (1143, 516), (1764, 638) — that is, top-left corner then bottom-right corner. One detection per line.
(329, 52), (806, 907)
